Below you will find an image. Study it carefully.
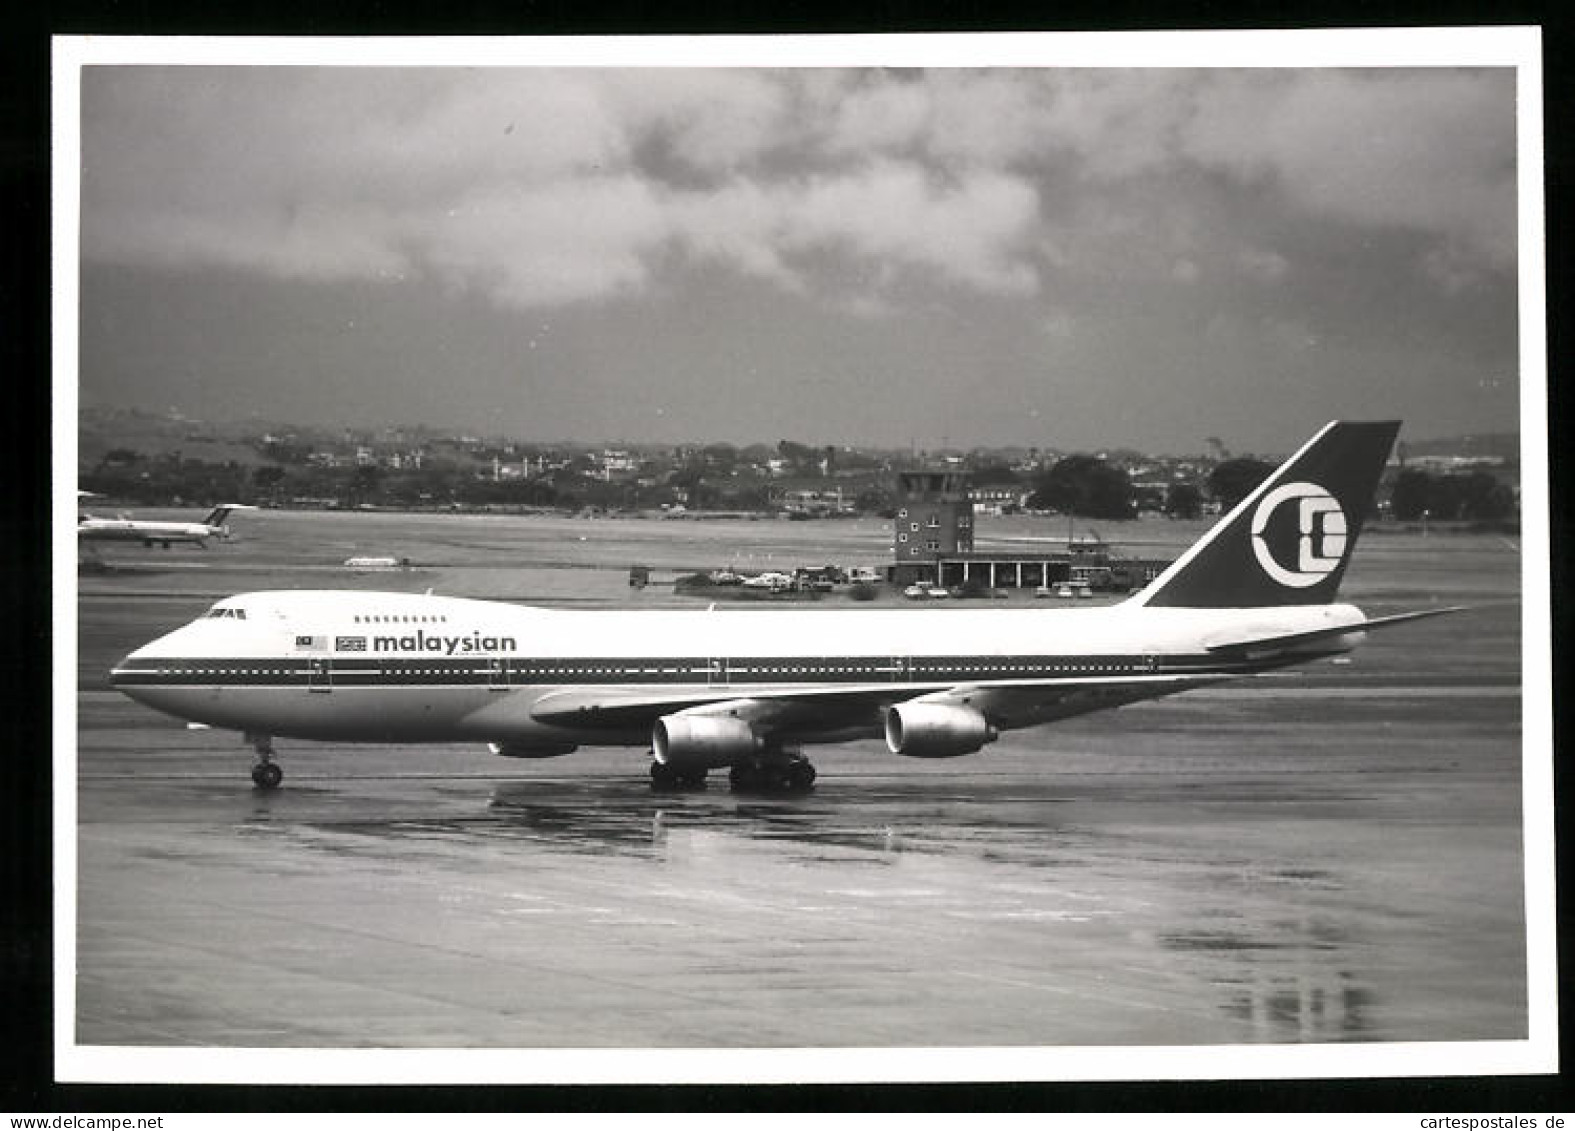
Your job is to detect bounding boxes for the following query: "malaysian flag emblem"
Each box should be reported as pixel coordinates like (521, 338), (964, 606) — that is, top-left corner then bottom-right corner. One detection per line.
(336, 636), (367, 652)
(294, 635), (327, 650)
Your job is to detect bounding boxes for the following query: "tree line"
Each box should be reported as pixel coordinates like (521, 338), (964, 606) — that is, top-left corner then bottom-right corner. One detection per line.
(80, 447), (1516, 524)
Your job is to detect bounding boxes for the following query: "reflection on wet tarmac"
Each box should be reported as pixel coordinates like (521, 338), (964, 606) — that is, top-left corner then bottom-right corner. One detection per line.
(478, 778), (1073, 863)
(1221, 968), (1376, 1042)
(1162, 917), (1374, 1041)
(217, 773), (1409, 1042)
(76, 694), (1529, 1048)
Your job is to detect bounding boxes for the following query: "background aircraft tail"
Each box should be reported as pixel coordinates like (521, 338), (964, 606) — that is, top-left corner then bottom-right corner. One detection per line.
(1131, 420), (1400, 609)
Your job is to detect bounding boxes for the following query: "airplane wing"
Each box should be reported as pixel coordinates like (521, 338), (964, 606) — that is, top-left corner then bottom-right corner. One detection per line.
(1203, 606), (1465, 656)
(526, 672), (1220, 734)
(522, 607), (1463, 741)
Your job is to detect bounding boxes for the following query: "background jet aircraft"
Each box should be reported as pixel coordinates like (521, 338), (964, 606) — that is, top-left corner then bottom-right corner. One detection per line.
(112, 422), (1456, 791)
(78, 499), (256, 548)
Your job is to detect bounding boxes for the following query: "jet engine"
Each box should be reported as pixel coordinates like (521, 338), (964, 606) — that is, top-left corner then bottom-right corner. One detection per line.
(652, 714), (761, 771)
(488, 741), (578, 759)
(884, 702), (997, 758)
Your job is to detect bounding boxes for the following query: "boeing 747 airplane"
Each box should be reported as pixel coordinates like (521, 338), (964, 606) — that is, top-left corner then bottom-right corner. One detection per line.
(111, 421), (1455, 791)
(79, 500), (256, 549)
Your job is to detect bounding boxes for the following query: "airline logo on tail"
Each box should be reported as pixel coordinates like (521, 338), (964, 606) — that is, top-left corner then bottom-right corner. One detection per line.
(1252, 482), (1347, 588)
(1135, 420), (1400, 609)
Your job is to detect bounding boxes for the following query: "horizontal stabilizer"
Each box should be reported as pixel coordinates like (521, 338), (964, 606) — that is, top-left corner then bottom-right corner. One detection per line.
(1205, 606), (1465, 655)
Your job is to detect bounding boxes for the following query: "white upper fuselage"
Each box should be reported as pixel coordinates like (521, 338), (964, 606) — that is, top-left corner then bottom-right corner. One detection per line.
(113, 589), (1369, 749)
(123, 589), (1364, 661)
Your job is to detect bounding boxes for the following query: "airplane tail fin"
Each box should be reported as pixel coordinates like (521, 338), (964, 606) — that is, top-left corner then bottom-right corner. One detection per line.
(203, 506), (233, 528)
(1130, 420), (1400, 609)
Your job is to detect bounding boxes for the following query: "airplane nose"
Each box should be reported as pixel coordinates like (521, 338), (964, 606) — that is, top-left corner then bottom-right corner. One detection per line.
(109, 653), (135, 691)
(109, 648), (156, 700)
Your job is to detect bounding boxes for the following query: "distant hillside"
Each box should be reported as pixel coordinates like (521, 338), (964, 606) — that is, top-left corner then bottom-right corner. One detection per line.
(78, 405), (277, 469)
(78, 404), (1520, 468)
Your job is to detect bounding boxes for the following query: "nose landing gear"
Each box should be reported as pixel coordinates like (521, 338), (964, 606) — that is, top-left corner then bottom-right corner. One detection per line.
(247, 732), (283, 790)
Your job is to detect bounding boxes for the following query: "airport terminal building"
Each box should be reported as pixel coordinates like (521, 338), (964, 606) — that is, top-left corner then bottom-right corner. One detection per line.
(887, 468), (1169, 592)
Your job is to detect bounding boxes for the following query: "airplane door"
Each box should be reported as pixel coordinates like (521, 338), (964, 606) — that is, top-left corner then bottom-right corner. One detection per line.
(308, 657), (332, 693)
(707, 657), (729, 688)
(889, 656), (910, 682)
(488, 656), (510, 691)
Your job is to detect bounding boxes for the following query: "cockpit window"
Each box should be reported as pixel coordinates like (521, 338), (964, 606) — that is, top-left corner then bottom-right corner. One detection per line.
(205, 606), (247, 620)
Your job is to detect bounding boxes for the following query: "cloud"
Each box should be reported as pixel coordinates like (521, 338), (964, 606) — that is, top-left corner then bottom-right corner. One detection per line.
(420, 177), (668, 306)
(79, 65), (1517, 312)
(822, 72), (933, 156)
(1237, 247), (1290, 283)
(604, 69), (798, 175)
(1178, 70), (1517, 271)
(1040, 306), (1076, 340)
(788, 162), (1040, 293)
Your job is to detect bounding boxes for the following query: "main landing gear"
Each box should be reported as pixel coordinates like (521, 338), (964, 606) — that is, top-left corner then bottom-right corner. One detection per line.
(728, 755), (816, 794)
(247, 732), (283, 790)
(647, 749), (819, 795)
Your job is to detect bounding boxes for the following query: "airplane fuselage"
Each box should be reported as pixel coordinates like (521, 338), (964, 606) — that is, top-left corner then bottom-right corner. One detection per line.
(79, 518), (223, 545)
(111, 589), (1370, 752)
(107, 423), (1431, 790)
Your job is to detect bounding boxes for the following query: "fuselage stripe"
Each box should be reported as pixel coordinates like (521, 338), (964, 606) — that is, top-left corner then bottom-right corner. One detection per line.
(109, 650), (1299, 689)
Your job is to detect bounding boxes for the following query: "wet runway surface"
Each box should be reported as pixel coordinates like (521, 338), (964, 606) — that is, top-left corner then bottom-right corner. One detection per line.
(66, 515), (1536, 1069)
(75, 686), (1525, 1052)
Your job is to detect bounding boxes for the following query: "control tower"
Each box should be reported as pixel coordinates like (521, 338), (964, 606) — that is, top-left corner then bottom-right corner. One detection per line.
(893, 470), (974, 563)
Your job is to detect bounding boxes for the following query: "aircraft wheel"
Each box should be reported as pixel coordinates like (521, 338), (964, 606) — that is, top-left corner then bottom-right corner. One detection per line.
(251, 762), (283, 790)
(787, 761), (817, 791)
(730, 760), (814, 794)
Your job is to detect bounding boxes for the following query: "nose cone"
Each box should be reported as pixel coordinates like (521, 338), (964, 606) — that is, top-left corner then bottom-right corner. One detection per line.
(109, 619), (192, 702)
(109, 646), (156, 702)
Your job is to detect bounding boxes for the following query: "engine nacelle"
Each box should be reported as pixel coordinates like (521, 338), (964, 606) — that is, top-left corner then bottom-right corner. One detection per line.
(884, 702), (997, 759)
(488, 741), (578, 759)
(653, 714), (761, 771)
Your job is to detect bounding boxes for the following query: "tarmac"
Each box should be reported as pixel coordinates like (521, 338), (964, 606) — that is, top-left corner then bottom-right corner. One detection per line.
(62, 512), (1541, 1082)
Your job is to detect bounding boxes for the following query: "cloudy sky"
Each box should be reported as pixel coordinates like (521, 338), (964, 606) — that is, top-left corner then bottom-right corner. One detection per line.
(72, 47), (1527, 453)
